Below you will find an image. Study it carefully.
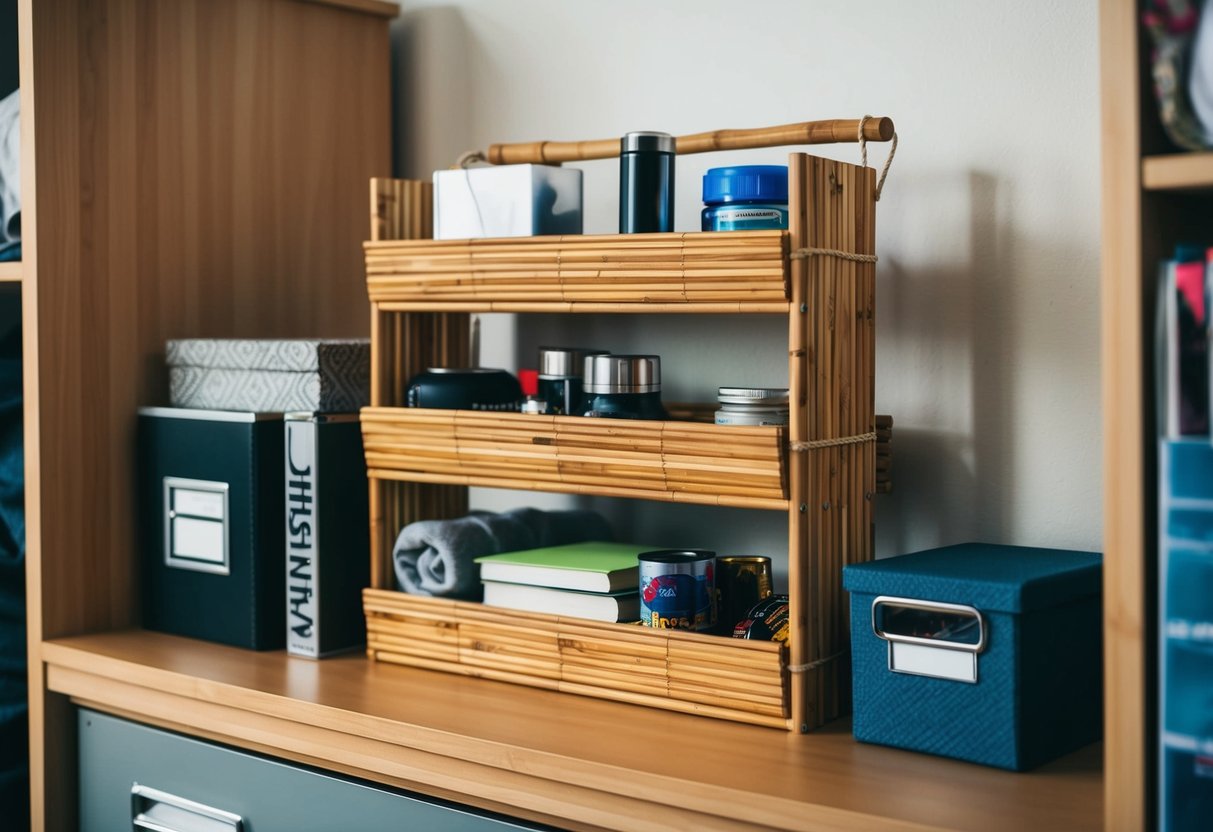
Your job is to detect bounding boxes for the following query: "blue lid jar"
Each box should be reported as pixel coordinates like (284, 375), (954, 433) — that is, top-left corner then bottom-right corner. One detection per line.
(702, 165), (789, 232)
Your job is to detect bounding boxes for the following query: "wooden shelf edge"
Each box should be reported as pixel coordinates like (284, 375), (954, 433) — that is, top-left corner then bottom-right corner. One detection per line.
(1142, 152), (1213, 192)
(42, 630), (1103, 832)
(0, 262), (22, 283)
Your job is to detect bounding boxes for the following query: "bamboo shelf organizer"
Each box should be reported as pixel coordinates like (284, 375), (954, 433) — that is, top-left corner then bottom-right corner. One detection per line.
(362, 131), (881, 732)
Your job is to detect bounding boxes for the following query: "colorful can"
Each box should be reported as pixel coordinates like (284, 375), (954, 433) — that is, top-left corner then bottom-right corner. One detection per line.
(638, 549), (716, 631)
(716, 556), (774, 634)
(732, 595), (790, 642)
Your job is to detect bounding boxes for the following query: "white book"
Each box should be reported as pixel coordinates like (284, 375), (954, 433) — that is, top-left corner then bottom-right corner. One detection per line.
(481, 581), (640, 623)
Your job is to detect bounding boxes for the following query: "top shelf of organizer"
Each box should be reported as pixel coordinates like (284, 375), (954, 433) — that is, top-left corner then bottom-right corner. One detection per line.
(364, 229), (791, 313)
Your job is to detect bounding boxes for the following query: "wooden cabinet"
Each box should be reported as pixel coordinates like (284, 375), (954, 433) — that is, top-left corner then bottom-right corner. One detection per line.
(18, 1), (1105, 829)
(1099, 1), (1213, 827)
(15, 0), (393, 827)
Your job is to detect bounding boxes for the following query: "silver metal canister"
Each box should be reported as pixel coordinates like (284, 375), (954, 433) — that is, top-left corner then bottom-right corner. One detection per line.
(715, 386), (789, 426)
(638, 549), (716, 631)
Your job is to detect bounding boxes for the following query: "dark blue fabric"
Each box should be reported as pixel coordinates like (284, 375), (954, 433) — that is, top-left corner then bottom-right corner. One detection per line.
(0, 325), (27, 828)
(841, 542), (1102, 614)
(0, 241), (19, 262)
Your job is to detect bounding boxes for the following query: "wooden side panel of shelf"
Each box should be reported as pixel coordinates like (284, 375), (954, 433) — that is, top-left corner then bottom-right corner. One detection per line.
(22, 2), (393, 828)
(1100, 2), (1148, 826)
(367, 178), (469, 589)
(787, 154), (876, 731)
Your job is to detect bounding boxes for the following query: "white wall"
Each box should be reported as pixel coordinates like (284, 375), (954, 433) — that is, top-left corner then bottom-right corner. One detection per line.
(390, 0), (1102, 575)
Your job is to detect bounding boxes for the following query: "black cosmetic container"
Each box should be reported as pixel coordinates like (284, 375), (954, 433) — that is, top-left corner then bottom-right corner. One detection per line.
(619, 131), (675, 233)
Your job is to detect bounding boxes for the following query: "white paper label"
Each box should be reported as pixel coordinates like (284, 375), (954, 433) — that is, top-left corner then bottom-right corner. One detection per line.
(164, 478), (229, 574)
(173, 488), (225, 520)
(890, 641), (978, 683)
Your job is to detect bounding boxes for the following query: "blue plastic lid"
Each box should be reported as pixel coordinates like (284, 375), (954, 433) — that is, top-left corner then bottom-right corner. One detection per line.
(702, 165), (789, 205)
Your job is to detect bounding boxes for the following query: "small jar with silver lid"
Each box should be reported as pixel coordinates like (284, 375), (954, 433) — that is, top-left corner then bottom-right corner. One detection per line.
(715, 387), (789, 426)
(538, 346), (606, 415)
(583, 355), (667, 420)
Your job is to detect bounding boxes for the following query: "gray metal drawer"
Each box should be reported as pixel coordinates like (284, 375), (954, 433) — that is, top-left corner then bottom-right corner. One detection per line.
(79, 709), (550, 832)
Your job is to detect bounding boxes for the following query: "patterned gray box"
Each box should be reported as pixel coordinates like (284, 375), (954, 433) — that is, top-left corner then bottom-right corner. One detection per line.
(168, 339), (369, 413)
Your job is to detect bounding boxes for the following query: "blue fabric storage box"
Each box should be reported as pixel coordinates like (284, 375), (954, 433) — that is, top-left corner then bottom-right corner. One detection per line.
(842, 543), (1102, 771)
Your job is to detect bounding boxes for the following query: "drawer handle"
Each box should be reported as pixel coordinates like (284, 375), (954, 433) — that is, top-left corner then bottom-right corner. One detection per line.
(131, 783), (244, 832)
(871, 596), (985, 684)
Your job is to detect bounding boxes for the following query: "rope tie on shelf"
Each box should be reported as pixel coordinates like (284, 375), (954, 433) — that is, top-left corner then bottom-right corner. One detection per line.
(789, 247), (878, 263)
(787, 651), (846, 674)
(788, 431), (876, 452)
(858, 114), (898, 201)
(454, 149), (487, 169)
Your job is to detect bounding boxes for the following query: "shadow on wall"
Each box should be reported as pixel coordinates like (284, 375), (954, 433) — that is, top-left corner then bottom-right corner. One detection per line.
(876, 170), (1003, 554)
(391, 5), (472, 179)
(876, 168), (1091, 555)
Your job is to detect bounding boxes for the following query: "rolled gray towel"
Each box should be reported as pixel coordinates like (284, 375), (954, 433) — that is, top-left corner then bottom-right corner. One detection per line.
(393, 508), (613, 599)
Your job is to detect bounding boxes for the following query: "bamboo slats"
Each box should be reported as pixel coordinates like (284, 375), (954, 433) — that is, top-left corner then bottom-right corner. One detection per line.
(364, 230), (789, 312)
(786, 153), (877, 731)
(367, 179), (470, 590)
(361, 408), (789, 511)
(364, 589), (790, 729)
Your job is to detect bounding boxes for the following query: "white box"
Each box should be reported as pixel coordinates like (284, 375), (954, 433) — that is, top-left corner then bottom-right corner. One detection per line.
(433, 164), (582, 240)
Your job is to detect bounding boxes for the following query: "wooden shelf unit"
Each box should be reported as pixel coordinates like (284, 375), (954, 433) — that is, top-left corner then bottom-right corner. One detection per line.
(17, 0), (394, 828)
(10, 2), (1111, 829)
(1099, 0), (1213, 827)
(0, 262), (20, 283)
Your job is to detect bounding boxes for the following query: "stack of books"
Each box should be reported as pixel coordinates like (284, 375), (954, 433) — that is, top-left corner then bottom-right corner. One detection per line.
(475, 542), (649, 623)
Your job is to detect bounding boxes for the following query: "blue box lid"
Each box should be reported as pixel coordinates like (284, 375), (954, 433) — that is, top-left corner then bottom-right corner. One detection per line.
(842, 543), (1101, 614)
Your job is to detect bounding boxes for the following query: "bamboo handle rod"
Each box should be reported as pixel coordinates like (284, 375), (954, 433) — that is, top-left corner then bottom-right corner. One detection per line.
(486, 117), (896, 165)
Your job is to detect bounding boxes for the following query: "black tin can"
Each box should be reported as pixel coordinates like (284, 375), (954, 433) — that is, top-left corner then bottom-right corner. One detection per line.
(732, 594), (790, 642)
(537, 346), (606, 416)
(716, 556), (774, 635)
(619, 131), (675, 234)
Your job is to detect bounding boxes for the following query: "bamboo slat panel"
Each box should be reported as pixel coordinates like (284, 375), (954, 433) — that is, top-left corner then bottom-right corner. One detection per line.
(786, 153), (877, 731)
(370, 177), (433, 242)
(361, 407), (789, 511)
(366, 179), (471, 589)
(363, 588), (789, 729)
(364, 230), (789, 311)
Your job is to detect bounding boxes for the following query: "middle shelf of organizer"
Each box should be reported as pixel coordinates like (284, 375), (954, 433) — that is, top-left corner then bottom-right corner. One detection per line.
(360, 407), (790, 510)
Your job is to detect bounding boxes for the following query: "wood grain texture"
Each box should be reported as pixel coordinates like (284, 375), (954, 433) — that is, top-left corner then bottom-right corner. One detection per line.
(29, 0), (389, 637)
(1141, 151), (1213, 191)
(21, 0), (391, 826)
(44, 630), (1103, 832)
(1099, 1), (1147, 828)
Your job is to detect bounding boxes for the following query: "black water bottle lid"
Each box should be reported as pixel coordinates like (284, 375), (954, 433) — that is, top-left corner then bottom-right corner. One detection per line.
(621, 131), (675, 154)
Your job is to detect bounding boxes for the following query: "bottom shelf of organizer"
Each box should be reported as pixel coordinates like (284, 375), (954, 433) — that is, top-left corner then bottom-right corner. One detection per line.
(42, 629), (1104, 832)
(363, 589), (790, 729)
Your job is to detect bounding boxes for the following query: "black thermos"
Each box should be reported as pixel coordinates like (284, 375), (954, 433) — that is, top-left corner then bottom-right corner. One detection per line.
(619, 131), (675, 233)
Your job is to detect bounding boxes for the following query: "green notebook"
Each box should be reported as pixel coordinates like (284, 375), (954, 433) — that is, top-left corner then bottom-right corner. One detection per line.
(475, 541), (652, 593)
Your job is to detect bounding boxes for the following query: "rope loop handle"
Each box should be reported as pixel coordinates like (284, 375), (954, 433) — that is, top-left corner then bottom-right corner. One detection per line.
(858, 114), (898, 201)
(453, 150), (488, 169)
